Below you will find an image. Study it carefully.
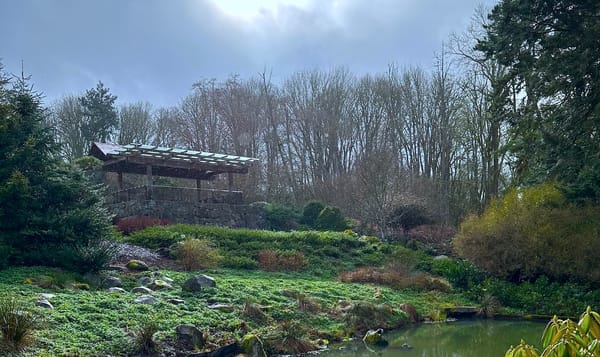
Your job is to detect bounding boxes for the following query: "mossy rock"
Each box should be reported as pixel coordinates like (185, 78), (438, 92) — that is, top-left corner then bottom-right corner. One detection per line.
(126, 259), (149, 271)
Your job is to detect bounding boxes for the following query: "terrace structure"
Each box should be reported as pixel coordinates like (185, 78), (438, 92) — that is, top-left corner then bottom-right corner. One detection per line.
(89, 142), (264, 227)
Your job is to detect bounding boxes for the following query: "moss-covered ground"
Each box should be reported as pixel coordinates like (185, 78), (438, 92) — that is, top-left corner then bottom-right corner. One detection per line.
(0, 266), (471, 356)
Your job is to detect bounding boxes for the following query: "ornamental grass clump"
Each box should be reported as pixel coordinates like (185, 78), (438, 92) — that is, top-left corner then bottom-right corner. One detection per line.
(132, 318), (160, 355)
(0, 296), (38, 354)
(175, 238), (222, 271)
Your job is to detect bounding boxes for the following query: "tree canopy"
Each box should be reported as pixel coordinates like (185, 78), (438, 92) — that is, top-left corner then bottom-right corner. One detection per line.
(477, 0), (600, 202)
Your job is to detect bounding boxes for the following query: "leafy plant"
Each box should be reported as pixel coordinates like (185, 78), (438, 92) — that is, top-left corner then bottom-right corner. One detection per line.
(174, 238), (222, 271)
(0, 296), (38, 353)
(506, 307), (600, 357)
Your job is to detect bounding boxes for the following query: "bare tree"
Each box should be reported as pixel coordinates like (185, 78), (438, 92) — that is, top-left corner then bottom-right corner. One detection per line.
(117, 101), (154, 145)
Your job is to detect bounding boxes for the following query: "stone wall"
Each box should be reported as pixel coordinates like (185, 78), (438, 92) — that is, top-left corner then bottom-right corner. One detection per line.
(109, 200), (268, 229)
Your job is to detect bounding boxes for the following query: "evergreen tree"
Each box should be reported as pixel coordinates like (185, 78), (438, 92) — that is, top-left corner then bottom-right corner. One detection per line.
(78, 81), (118, 154)
(0, 66), (114, 271)
(477, 0), (600, 202)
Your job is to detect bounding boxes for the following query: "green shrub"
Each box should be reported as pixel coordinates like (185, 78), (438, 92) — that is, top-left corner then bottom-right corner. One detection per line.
(454, 183), (600, 283)
(0, 296), (38, 354)
(0, 242), (12, 270)
(61, 240), (118, 274)
(430, 258), (486, 290)
(222, 256), (257, 270)
(174, 239), (222, 271)
(265, 204), (300, 231)
(388, 203), (433, 231)
(315, 206), (347, 231)
(300, 200), (325, 228)
(343, 301), (407, 333)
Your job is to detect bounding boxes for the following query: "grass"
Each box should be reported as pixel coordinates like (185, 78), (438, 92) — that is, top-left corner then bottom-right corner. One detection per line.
(0, 266), (471, 356)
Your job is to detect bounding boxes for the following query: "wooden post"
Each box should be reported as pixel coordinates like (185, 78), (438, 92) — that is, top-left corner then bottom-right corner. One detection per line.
(196, 178), (202, 202)
(146, 165), (153, 200)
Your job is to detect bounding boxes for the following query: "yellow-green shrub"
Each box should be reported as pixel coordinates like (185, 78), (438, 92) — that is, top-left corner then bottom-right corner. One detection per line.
(454, 183), (600, 282)
(174, 239), (222, 271)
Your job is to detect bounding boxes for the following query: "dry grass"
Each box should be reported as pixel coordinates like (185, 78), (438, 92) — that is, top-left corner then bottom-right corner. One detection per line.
(0, 296), (38, 354)
(257, 250), (306, 272)
(339, 267), (451, 292)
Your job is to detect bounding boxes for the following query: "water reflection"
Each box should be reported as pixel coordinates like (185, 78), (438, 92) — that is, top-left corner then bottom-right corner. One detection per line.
(321, 319), (545, 357)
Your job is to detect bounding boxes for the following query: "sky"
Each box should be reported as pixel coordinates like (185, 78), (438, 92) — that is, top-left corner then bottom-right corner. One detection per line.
(0, 0), (498, 108)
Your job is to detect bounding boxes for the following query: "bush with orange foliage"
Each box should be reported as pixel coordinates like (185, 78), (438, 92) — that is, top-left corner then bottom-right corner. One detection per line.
(257, 249), (307, 272)
(115, 216), (170, 235)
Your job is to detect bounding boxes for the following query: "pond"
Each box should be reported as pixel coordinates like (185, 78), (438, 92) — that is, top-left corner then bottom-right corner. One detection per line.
(320, 319), (547, 357)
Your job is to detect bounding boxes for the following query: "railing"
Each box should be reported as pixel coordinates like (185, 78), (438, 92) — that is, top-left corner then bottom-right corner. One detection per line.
(108, 185), (244, 204)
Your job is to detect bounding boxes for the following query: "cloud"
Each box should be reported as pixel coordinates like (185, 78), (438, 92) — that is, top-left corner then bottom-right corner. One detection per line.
(0, 0), (497, 107)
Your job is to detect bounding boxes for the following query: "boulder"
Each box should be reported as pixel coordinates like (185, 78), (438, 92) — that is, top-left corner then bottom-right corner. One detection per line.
(175, 324), (205, 350)
(138, 276), (152, 286)
(103, 276), (122, 288)
(108, 287), (127, 293)
(126, 259), (149, 271)
(38, 293), (55, 300)
(241, 334), (267, 357)
(135, 295), (159, 304)
(167, 298), (185, 305)
(207, 303), (233, 313)
(35, 299), (54, 309)
(132, 286), (154, 294)
(182, 274), (216, 292)
(148, 279), (173, 290)
(363, 328), (388, 347)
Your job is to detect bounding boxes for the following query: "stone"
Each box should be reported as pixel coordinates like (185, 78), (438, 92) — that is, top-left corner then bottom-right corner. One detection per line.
(167, 298), (185, 305)
(126, 259), (149, 271)
(108, 287), (127, 293)
(38, 293), (55, 300)
(83, 272), (103, 287)
(241, 334), (267, 357)
(434, 255), (449, 260)
(363, 329), (388, 347)
(35, 299), (54, 309)
(148, 279), (173, 290)
(135, 295), (159, 304)
(132, 286), (154, 294)
(400, 343), (413, 350)
(207, 303), (233, 313)
(182, 274), (216, 292)
(103, 276), (122, 288)
(175, 324), (205, 350)
(161, 277), (174, 284)
(138, 276), (152, 286)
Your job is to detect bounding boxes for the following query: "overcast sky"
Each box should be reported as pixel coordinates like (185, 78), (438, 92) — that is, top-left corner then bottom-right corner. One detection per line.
(0, 0), (498, 107)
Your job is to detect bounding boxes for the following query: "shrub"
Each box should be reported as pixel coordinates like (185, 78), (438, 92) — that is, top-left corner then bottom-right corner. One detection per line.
(61, 240), (118, 274)
(174, 239), (222, 271)
(506, 307), (600, 357)
(257, 250), (306, 272)
(343, 301), (406, 333)
(405, 224), (456, 255)
(116, 216), (171, 235)
(300, 200), (325, 228)
(265, 204), (300, 231)
(315, 206), (347, 231)
(388, 204), (433, 231)
(430, 258), (486, 290)
(0, 296), (38, 354)
(132, 318), (160, 355)
(222, 256), (257, 270)
(454, 183), (600, 283)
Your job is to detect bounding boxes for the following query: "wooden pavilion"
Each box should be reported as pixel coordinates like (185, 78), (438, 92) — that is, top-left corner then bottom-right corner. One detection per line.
(90, 142), (259, 204)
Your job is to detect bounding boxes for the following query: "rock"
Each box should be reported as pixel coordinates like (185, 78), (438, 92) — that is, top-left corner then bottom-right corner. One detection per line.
(175, 324), (205, 350)
(132, 286), (154, 294)
(103, 276), (122, 288)
(38, 293), (55, 300)
(126, 259), (149, 271)
(108, 287), (127, 293)
(107, 264), (127, 273)
(363, 329), (388, 347)
(148, 279), (173, 290)
(167, 298), (185, 305)
(241, 334), (267, 357)
(161, 276), (174, 284)
(399, 303), (420, 323)
(182, 274), (216, 292)
(434, 255), (449, 260)
(83, 272), (102, 287)
(35, 299), (54, 309)
(134, 295), (159, 304)
(187, 343), (240, 357)
(207, 303), (233, 313)
(138, 276), (152, 286)
(400, 343), (413, 350)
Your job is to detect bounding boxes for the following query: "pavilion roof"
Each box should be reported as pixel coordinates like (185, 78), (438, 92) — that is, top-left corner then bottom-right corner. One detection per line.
(90, 142), (259, 180)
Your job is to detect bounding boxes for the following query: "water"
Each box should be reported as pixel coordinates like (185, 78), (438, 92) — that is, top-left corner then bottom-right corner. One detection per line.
(321, 319), (546, 357)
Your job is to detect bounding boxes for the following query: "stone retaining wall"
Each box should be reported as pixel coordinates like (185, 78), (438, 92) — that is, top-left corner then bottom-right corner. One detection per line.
(109, 200), (268, 229)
